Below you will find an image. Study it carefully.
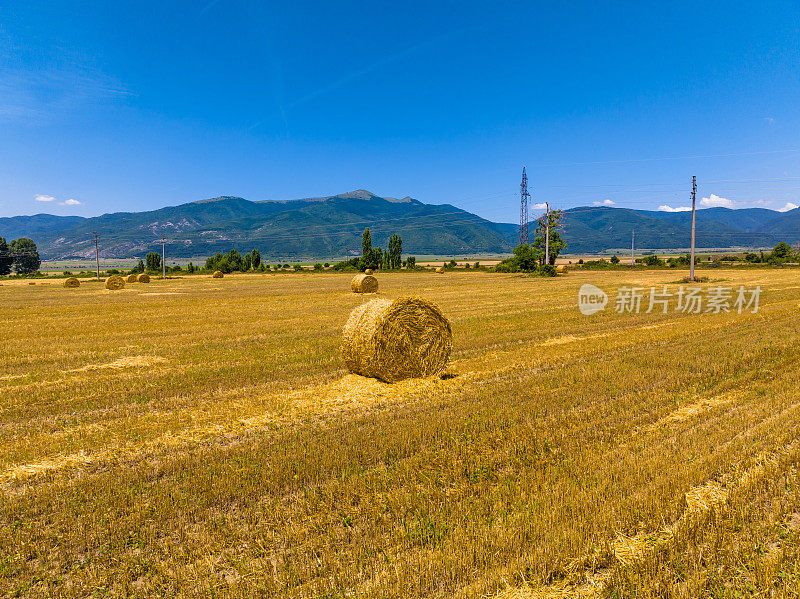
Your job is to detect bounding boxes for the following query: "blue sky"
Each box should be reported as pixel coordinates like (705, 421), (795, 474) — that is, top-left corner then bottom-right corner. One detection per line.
(1, 1), (799, 222)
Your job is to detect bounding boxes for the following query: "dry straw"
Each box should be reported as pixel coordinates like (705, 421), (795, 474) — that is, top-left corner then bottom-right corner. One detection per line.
(212, 270), (224, 278)
(105, 275), (125, 290)
(137, 273), (150, 283)
(126, 274), (138, 283)
(365, 268), (374, 275)
(435, 266), (445, 273)
(556, 265), (568, 274)
(341, 296), (452, 382)
(63, 277), (80, 288)
(350, 273), (378, 293)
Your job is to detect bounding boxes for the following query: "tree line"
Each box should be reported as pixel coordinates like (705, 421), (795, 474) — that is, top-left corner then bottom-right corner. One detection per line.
(331, 228), (416, 271)
(0, 237), (41, 275)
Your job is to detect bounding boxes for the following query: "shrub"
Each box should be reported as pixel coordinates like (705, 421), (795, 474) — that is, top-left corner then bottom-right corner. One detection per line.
(406, 256), (416, 270)
(610, 255), (620, 264)
(333, 258), (360, 272)
(539, 264), (557, 277)
(313, 263), (323, 271)
(293, 264), (303, 271)
(638, 254), (665, 267)
(473, 262), (480, 269)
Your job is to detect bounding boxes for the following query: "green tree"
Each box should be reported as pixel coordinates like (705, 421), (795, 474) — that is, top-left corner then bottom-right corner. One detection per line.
(771, 242), (792, 261)
(362, 227), (372, 259)
(610, 255), (620, 264)
(225, 249), (243, 271)
(387, 233), (402, 269)
(146, 252), (161, 271)
(187, 262), (195, 274)
(533, 210), (566, 265)
(494, 244), (542, 273)
(242, 253), (252, 271)
(0, 237), (13, 276)
(205, 253), (222, 271)
(406, 256), (416, 270)
(10, 238), (41, 274)
(251, 249), (261, 269)
(359, 246), (383, 271)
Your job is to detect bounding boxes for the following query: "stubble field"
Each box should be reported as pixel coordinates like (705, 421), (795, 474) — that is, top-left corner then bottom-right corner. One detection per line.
(1, 269), (799, 597)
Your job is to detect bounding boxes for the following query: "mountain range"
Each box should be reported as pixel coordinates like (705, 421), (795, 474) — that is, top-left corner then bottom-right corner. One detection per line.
(1, 190), (797, 259)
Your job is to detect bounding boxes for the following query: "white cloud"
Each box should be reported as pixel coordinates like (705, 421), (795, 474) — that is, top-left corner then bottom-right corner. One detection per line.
(700, 194), (733, 208)
(592, 199), (615, 206)
(531, 202), (547, 209)
(764, 117), (775, 125)
(61, 198), (81, 206)
(657, 205), (692, 212)
(34, 194), (55, 202)
(778, 202), (799, 212)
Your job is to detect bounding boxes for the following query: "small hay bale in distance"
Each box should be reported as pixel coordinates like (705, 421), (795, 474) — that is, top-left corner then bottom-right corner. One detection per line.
(556, 265), (568, 274)
(435, 266), (445, 274)
(105, 275), (125, 290)
(64, 277), (80, 288)
(351, 273), (378, 293)
(364, 268), (374, 275)
(342, 296), (452, 382)
(137, 273), (150, 283)
(212, 270), (224, 278)
(126, 274), (138, 283)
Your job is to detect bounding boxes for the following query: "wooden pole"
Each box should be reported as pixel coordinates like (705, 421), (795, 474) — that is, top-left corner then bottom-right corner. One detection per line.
(162, 234), (166, 279)
(545, 202), (550, 266)
(631, 230), (635, 266)
(690, 175), (697, 281)
(94, 232), (100, 280)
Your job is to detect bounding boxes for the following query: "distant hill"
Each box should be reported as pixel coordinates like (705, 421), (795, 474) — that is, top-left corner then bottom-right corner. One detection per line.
(0, 190), (516, 259)
(1, 191), (797, 259)
(561, 206), (795, 253)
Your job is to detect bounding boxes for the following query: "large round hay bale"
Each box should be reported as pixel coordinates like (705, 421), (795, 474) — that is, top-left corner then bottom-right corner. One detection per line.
(435, 266), (445, 274)
(126, 273), (138, 283)
(137, 273), (150, 283)
(351, 273), (378, 293)
(64, 277), (80, 288)
(364, 268), (374, 275)
(212, 270), (224, 278)
(342, 296), (452, 382)
(556, 265), (568, 274)
(105, 275), (125, 290)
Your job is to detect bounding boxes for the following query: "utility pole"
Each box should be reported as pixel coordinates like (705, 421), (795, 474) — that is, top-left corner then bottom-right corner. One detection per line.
(161, 234), (166, 279)
(545, 202), (550, 266)
(94, 232), (100, 280)
(631, 230), (635, 266)
(690, 175), (697, 282)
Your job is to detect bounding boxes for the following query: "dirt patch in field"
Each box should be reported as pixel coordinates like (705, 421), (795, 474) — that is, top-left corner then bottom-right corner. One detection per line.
(67, 355), (168, 372)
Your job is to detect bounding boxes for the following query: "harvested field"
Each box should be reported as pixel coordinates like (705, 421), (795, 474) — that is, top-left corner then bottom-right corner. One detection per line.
(1, 269), (799, 597)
